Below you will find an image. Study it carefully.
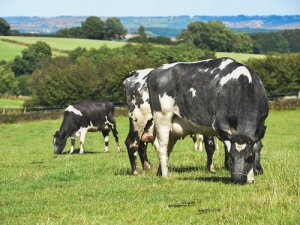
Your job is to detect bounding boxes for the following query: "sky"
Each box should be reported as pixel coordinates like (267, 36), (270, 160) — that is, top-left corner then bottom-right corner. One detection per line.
(0, 0), (299, 17)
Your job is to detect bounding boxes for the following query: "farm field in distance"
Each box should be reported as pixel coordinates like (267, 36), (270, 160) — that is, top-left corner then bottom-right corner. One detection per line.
(0, 36), (265, 62)
(0, 109), (299, 224)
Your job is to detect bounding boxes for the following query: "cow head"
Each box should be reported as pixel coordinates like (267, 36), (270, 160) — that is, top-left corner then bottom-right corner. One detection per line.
(53, 131), (67, 154)
(220, 126), (266, 184)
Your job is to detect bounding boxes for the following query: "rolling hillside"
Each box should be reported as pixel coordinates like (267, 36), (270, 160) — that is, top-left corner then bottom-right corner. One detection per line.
(0, 36), (265, 62)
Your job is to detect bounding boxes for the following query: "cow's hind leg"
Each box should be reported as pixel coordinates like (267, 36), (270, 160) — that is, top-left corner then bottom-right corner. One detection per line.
(156, 133), (177, 176)
(102, 130), (110, 153)
(110, 123), (120, 153)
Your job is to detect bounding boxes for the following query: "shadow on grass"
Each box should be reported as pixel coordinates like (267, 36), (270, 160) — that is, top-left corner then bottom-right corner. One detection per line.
(60, 149), (113, 154)
(177, 176), (231, 184)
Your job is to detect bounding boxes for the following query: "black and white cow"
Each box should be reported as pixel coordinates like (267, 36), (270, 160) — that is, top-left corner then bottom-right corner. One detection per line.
(53, 101), (120, 154)
(124, 69), (219, 175)
(147, 57), (269, 184)
(124, 68), (154, 174)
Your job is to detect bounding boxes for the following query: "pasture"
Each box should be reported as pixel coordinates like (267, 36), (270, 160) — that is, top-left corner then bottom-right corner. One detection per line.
(0, 98), (24, 108)
(0, 109), (299, 224)
(0, 36), (265, 62)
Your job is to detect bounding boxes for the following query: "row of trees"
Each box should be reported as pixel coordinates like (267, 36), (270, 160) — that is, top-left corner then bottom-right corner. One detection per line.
(56, 16), (127, 40)
(2, 16), (300, 54)
(1, 39), (299, 106)
(26, 43), (214, 106)
(176, 21), (300, 54)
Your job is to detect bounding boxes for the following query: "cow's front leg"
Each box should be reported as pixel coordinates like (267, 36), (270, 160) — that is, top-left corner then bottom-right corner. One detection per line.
(70, 138), (75, 154)
(79, 128), (88, 154)
(138, 141), (151, 170)
(125, 134), (139, 175)
(204, 136), (216, 173)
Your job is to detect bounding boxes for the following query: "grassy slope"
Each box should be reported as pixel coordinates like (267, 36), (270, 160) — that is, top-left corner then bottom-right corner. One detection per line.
(0, 110), (299, 224)
(1, 36), (265, 62)
(0, 99), (24, 108)
(0, 41), (26, 61)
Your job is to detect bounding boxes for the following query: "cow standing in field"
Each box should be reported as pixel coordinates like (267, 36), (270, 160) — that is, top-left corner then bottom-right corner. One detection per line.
(53, 101), (120, 154)
(124, 69), (219, 175)
(147, 57), (269, 184)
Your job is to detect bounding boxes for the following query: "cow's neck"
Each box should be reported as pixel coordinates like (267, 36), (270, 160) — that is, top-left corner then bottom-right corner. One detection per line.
(58, 119), (79, 138)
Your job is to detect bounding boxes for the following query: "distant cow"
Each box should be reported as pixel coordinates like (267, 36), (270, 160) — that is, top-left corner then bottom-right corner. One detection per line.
(124, 69), (219, 175)
(53, 101), (120, 154)
(147, 58), (269, 183)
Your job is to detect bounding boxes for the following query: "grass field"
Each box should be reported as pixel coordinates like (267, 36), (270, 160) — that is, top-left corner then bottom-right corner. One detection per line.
(0, 36), (265, 62)
(0, 98), (24, 108)
(0, 109), (299, 224)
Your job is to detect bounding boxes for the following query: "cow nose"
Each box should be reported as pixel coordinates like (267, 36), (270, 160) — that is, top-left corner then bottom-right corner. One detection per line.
(231, 174), (247, 184)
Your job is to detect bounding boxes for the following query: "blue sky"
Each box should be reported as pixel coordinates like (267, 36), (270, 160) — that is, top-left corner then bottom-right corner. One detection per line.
(0, 0), (299, 17)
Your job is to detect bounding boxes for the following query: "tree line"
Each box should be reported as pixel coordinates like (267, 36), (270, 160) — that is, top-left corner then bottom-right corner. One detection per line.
(0, 40), (299, 106)
(0, 16), (299, 106)
(1, 16), (300, 54)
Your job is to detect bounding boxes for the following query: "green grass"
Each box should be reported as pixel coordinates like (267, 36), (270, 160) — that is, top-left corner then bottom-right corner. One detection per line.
(216, 52), (265, 62)
(0, 110), (299, 224)
(0, 98), (24, 108)
(1, 36), (126, 50)
(0, 41), (26, 61)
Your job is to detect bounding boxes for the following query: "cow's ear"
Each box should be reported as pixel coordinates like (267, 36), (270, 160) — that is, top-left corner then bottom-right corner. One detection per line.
(254, 126), (267, 142)
(217, 128), (233, 142)
(54, 131), (59, 137)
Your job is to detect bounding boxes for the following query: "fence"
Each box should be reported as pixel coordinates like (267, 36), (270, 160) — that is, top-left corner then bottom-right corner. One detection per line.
(0, 99), (299, 124)
(0, 104), (128, 124)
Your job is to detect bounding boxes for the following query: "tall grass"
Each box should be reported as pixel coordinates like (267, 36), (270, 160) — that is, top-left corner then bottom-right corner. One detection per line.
(0, 109), (299, 224)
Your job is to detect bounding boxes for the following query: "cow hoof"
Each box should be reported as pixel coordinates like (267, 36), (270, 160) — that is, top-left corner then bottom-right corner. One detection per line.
(143, 162), (151, 170)
(79, 151), (84, 154)
(105, 150), (109, 153)
(133, 170), (138, 175)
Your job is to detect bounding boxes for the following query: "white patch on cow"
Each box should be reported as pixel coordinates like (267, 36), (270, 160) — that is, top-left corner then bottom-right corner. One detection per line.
(135, 68), (154, 81)
(219, 58), (234, 70)
(220, 66), (252, 86)
(247, 168), (255, 183)
(65, 105), (82, 116)
(104, 116), (113, 129)
(161, 62), (180, 70)
(224, 140), (231, 153)
(235, 143), (246, 152)
(189, 88), (196, 97)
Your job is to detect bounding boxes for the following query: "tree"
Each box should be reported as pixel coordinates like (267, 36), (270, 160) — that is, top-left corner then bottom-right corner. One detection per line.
(232, 33), (253, 53)
(104, 17), (127, 40)
(12, 41), (52, 76)
(0, 18), (10, 35)
(81, 16), (105, 40)
(177, 21), (239, 52)
(0, 63), (19, 95)
(138, 26), (147, 42)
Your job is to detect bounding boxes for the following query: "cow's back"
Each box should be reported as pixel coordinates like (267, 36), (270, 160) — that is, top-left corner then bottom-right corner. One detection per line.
(147, 58), (269, 138)
(72, 101), (115, 128)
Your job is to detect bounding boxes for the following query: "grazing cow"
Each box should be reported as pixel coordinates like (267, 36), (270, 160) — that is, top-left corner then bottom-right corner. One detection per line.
(124, 69), (219, 175)
(147, 57), (269, 183)
(124, 68), (154, 174)
(53, 101), (120, 154)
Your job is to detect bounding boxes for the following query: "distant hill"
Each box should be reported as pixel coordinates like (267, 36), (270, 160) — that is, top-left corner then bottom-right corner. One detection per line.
(3, 15), (300, 37)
